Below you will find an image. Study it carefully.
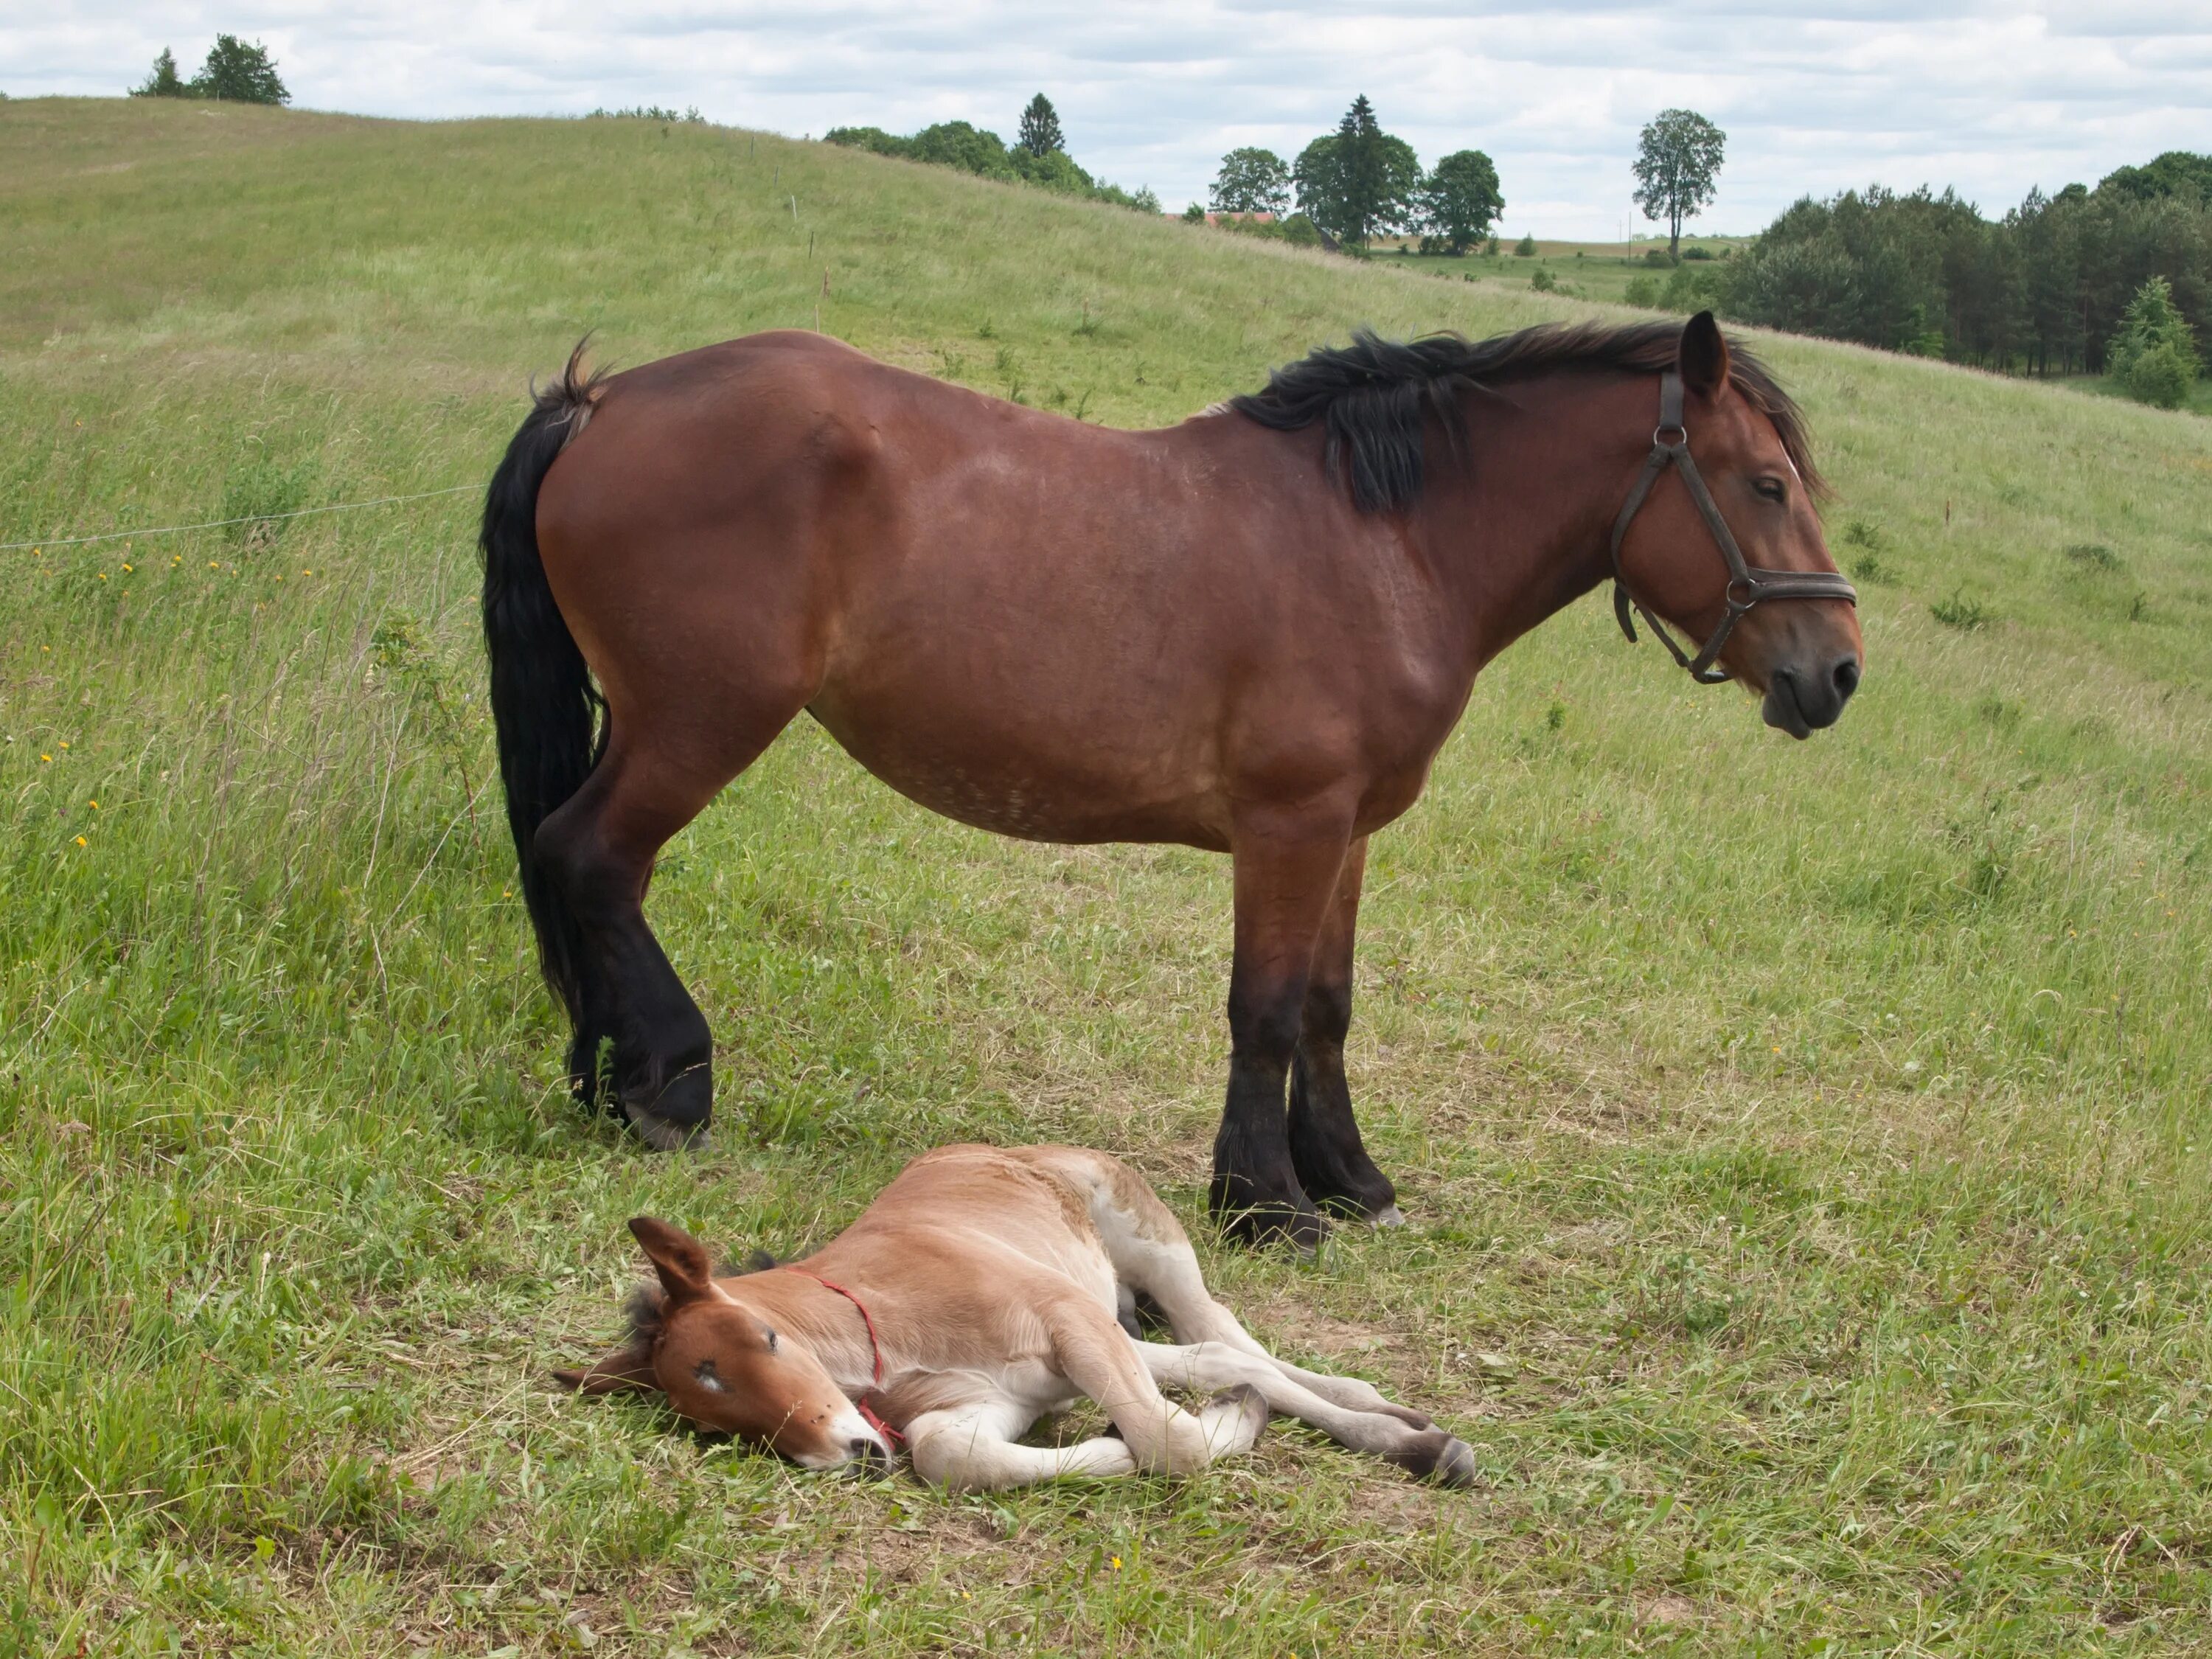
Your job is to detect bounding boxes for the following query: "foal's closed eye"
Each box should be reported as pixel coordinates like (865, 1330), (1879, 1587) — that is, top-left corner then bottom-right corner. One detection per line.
(1753, 476), (1788, 503)
(693, 1358), (727, 1392)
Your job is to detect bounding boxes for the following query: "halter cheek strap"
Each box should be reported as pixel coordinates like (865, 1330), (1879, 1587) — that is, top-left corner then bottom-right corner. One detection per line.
(1609, 369), (1857, 684)
(782, 1267), (906, 1447)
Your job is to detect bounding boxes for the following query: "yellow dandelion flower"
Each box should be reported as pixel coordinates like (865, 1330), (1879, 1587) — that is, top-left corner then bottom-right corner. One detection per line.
(58, 741), (69, 750)
(88, 800), (99, 809)
(302, 568), (313, 576)
(1109, 1555), (1122, 1571)
(209, 560), (220, 569)
(98, 574), (107, 582)
(39, 754), (51, 764)
(73, 835), (86, 847)
(122, 563), (133, 572)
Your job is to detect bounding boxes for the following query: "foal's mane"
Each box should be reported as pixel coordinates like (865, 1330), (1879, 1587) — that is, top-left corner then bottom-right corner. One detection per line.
(1228, 320), (1825, 513)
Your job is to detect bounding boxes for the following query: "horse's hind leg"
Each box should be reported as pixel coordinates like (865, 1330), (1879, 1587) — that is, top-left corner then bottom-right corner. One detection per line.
(533, 720), (783, 1147)
(1287, 838), (1402, 1225)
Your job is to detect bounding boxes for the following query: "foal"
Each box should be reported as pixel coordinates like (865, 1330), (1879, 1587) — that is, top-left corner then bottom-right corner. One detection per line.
(556, 1144), (1473, 1490)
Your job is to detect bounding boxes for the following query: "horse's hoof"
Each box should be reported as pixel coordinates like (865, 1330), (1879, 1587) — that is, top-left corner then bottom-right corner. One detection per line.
(623, 1099), (711, 1152)
(1216, 1197), (1326, 1256)
(1370, 1205), (1408, 1229)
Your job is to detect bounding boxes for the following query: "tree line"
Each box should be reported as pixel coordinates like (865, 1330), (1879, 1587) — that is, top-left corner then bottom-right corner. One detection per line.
(1202, 95), (1503, 254)
(131, 37), (288, 105)
(826, 96), (1161, 215)
(1720, 153), (2210, 406)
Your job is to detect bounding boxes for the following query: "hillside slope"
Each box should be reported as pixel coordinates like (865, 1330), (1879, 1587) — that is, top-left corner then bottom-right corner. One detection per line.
(4, 99), (2211, 1657)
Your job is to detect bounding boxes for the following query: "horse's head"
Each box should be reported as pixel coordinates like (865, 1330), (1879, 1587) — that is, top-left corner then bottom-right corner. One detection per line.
(554, 1217), (892, 1470)
(1613, 312), (1864, 738)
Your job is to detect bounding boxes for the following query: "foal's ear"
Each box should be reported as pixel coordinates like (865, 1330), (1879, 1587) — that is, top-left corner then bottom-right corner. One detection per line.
(553, 1340), (658, 1397)
(629, 1216), (716, 1302)
(1677, 310), (1731, 400)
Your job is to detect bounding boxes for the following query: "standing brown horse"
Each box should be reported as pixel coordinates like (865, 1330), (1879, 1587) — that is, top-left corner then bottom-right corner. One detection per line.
(481, 311), (1860, 1248)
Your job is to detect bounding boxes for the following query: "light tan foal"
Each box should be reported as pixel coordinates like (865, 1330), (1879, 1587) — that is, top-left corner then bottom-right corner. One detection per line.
(557, 1144), (1475, 1491)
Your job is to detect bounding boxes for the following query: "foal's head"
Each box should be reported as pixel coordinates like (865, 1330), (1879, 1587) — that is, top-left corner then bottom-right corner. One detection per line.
(554, 1217), (891, 1470)
(1617, 312), (1864, 737)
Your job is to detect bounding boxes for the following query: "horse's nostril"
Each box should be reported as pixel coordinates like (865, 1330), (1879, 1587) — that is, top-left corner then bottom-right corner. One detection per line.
(1832, 657), (1861, 700)
(849, 1436), (887, 1464)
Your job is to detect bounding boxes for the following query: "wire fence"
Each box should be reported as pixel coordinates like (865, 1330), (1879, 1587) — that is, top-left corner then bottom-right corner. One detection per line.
(0, 483), (479, 553)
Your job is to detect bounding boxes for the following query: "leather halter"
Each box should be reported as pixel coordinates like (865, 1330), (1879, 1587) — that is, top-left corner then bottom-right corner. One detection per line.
(782, 1267), (906, 1447)
(1608, 369), (1857, 685)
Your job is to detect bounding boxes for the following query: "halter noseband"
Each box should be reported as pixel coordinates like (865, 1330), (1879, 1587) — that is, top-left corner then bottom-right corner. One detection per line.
(1608, 369), (1857, 685)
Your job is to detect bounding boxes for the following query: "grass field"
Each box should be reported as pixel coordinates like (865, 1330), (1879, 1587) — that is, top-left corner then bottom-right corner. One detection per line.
(4, 97), (2212, 1656)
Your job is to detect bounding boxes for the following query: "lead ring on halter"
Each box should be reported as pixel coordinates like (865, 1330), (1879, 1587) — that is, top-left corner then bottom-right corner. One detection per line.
(1608, 369), (1857, 685)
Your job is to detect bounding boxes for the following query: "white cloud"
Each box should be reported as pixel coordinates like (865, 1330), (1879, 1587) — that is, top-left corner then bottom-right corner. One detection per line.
(7, 3), (2206, 234)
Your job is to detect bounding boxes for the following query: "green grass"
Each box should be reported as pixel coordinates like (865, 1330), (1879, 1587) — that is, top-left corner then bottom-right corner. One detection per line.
(4, 95), (2212, 1656)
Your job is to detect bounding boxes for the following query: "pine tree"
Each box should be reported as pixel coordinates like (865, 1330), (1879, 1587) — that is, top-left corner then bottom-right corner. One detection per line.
(131, 47), (188, 98)
(1016, 94), (1064, 159)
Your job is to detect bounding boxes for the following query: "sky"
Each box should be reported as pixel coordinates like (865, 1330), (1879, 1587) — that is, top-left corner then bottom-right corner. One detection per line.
(7, 4), (2209, 237)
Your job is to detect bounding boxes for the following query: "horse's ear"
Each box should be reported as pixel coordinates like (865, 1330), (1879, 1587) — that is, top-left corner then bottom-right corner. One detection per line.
(1677, 310), (1731, 399)
(554, 1341), (658, 1397)
(629, 1216), (715, 1302)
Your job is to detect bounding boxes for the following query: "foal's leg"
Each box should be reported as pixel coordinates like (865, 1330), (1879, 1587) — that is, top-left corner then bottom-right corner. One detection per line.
(1044, 1295), (1267, 1475)
(1287, 838), (1403, 1225)
(1137, 1341), (1474, 1486)
(533, 723), (782, 1147)
(905, 1398), (1137, 1491)
(1211, 808), (1354, 1251)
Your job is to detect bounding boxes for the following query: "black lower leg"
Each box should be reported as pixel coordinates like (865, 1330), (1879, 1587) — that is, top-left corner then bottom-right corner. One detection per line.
(1287, 1040), (1398, 1220)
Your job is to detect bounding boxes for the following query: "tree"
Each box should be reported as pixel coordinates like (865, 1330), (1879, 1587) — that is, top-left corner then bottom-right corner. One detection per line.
(2107, 276), (2199, 408)
(1632, 108), (1725, 262)
(1211, 147), (1291, 216)
(2098, 151), (2212, 205)
(1294, 97), (1420, 250)
(1418, 149), (1503, 254)
(1016, 94), (1064, 159)
(132, 47), (188, 98)
(191, 35), (288, 105)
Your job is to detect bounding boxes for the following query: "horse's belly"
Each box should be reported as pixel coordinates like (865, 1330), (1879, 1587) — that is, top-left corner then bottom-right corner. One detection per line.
(806, 692), (1230, 849)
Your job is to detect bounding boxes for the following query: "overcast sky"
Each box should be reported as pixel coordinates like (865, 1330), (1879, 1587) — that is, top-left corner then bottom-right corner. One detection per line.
(9, 4), (2208, 237)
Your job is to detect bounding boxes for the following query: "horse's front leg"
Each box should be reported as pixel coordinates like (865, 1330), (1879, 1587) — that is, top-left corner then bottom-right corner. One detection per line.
(1210, 807), (1354, 1252)
(1287, 837), (1402, 1225)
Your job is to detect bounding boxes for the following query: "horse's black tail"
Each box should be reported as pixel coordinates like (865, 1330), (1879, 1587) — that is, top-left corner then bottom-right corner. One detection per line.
(480, 342), (607, 1026)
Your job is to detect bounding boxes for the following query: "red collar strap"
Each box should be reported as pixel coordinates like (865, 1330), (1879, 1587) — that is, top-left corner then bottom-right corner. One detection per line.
(781, 1268), (905, 1447)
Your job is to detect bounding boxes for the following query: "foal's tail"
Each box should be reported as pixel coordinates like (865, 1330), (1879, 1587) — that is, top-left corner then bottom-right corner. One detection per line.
(480, 343), (606, 1024)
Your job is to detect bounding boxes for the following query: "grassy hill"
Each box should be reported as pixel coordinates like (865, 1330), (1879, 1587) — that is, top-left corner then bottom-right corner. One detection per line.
(4, 97), (2211, 1656)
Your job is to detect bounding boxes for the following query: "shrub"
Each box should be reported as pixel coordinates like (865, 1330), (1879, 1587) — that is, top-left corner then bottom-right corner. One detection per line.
(1182, 201), (1206, 223)
(1514, 234), (1537, 257)
(131, 47), (187, 98)
(1930, 590), (1992, 630)
(1624, 276), (1658, 307)
(1531, 267), (1557, 292)
(1682, 244), (1714, 260)
(2124, 341), (2194, 408)
(1643, 247), (1670, 266)
(2065, 543), (2124, 571)
(2106, 276), (2199, 407)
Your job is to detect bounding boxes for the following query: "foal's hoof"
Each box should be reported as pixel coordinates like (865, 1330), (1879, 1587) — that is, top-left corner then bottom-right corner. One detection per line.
(1386, 1430), (1478, 1489)
(622, 1099), (712, 1152)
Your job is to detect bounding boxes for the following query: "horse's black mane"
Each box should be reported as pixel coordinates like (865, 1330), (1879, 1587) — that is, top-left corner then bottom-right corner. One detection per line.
(1228, 319), (1824, 513)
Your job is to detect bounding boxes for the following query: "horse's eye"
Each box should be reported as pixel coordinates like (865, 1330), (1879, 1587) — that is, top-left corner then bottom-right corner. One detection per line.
(765, 1329), (779, 1353)
(692, 1358), (726, 1392)
(1754, 476), (1787, 503)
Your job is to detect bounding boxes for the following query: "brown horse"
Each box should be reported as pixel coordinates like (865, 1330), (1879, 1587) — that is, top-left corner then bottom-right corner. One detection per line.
(481, 311), (1861, 1248)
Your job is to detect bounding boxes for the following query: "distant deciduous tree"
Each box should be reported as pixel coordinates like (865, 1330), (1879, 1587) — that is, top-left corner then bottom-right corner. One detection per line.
(192, 35), (288, 105)
(2097, 151), (2212, 205)
(1632, 108), (1725, 262)
(1017, 94), (1065, 159)
(1418, 149), (1503, 254)
(1211, 147), (1291, 216)
(131, 47), (189, 98)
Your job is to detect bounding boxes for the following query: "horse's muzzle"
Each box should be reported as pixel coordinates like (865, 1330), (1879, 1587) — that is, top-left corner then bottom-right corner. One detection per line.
(1761, 653), (1861, 740)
